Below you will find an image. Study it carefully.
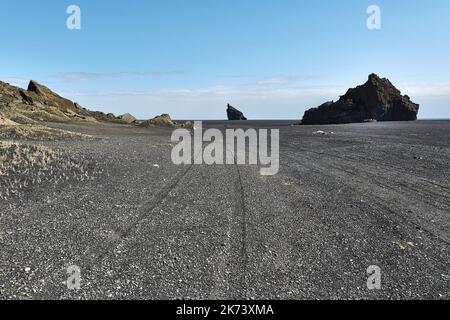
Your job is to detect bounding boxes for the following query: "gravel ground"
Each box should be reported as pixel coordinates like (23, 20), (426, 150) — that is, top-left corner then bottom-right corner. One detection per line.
(0, 120), (449, 300)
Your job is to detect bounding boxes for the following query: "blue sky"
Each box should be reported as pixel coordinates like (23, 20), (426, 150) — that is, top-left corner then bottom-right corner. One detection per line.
(1, 0), (449, 119)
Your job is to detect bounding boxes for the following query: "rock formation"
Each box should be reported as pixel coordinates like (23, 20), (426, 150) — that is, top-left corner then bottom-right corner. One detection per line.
(227, 104), (247, 120)
(302, 74), (419, 125)
(0, 80), (126, 124)
(118, 113), (136, 124)
(138, 114), (195, 129)
(139, 114), (177, 128)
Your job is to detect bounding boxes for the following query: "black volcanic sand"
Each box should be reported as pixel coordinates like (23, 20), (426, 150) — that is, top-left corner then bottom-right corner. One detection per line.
(0, 120), (449, 299)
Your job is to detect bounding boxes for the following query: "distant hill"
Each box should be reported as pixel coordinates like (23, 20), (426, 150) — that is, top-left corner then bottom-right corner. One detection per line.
(0, 80), (126, 125)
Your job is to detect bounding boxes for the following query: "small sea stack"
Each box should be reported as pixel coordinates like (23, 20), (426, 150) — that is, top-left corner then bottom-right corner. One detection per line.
(227, 104), (247, 120)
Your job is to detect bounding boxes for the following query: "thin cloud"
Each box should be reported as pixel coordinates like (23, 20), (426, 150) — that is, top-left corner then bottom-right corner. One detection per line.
(63, 83), (346, 99)
(51, 71), (186, 81)
(57, 80), (450, 101)
(218, 74), (254, 79)
(400, 82), (450, 96)
(255, 74), (319, 86)
(256, 77), (291, 85)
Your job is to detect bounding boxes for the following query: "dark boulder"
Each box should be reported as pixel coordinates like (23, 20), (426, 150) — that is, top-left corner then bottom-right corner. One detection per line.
(302, 74), (419, 125)
(227, 104), (247, 120)
(19, 90), (34, 104)
(27, 80), (48, 96)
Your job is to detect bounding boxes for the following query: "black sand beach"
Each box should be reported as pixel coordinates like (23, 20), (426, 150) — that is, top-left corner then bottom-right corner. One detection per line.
(1, 120), (449, 299)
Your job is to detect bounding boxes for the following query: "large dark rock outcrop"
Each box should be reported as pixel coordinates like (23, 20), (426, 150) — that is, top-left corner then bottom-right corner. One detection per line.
(302, 74), (419, 125)
(227, 104), (247, 120)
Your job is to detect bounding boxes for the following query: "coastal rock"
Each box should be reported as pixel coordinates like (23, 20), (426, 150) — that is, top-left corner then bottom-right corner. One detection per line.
(27, 80), (77, 112)
(139, 114), (177, 128)
(18, 90), (34, 105)
(118, 113), (137, 124)
(0, 80), (123, 124)
(227, 104), (247, 120)
(27, 80), (49, 96)
(302, 74), (419, 125)
(138, 114), (194, 129)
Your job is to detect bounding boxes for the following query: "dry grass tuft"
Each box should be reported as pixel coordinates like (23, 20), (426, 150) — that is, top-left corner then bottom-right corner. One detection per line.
(0, 113), (18, 126)
(0, 125), (93, 141)
(18, 108), (70, 123)
(0, 142), (95, 200)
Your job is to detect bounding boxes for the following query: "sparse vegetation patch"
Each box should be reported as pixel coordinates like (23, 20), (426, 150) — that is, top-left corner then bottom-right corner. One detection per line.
(0, 125), (94, 141)
(0, 142), (94, 200)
